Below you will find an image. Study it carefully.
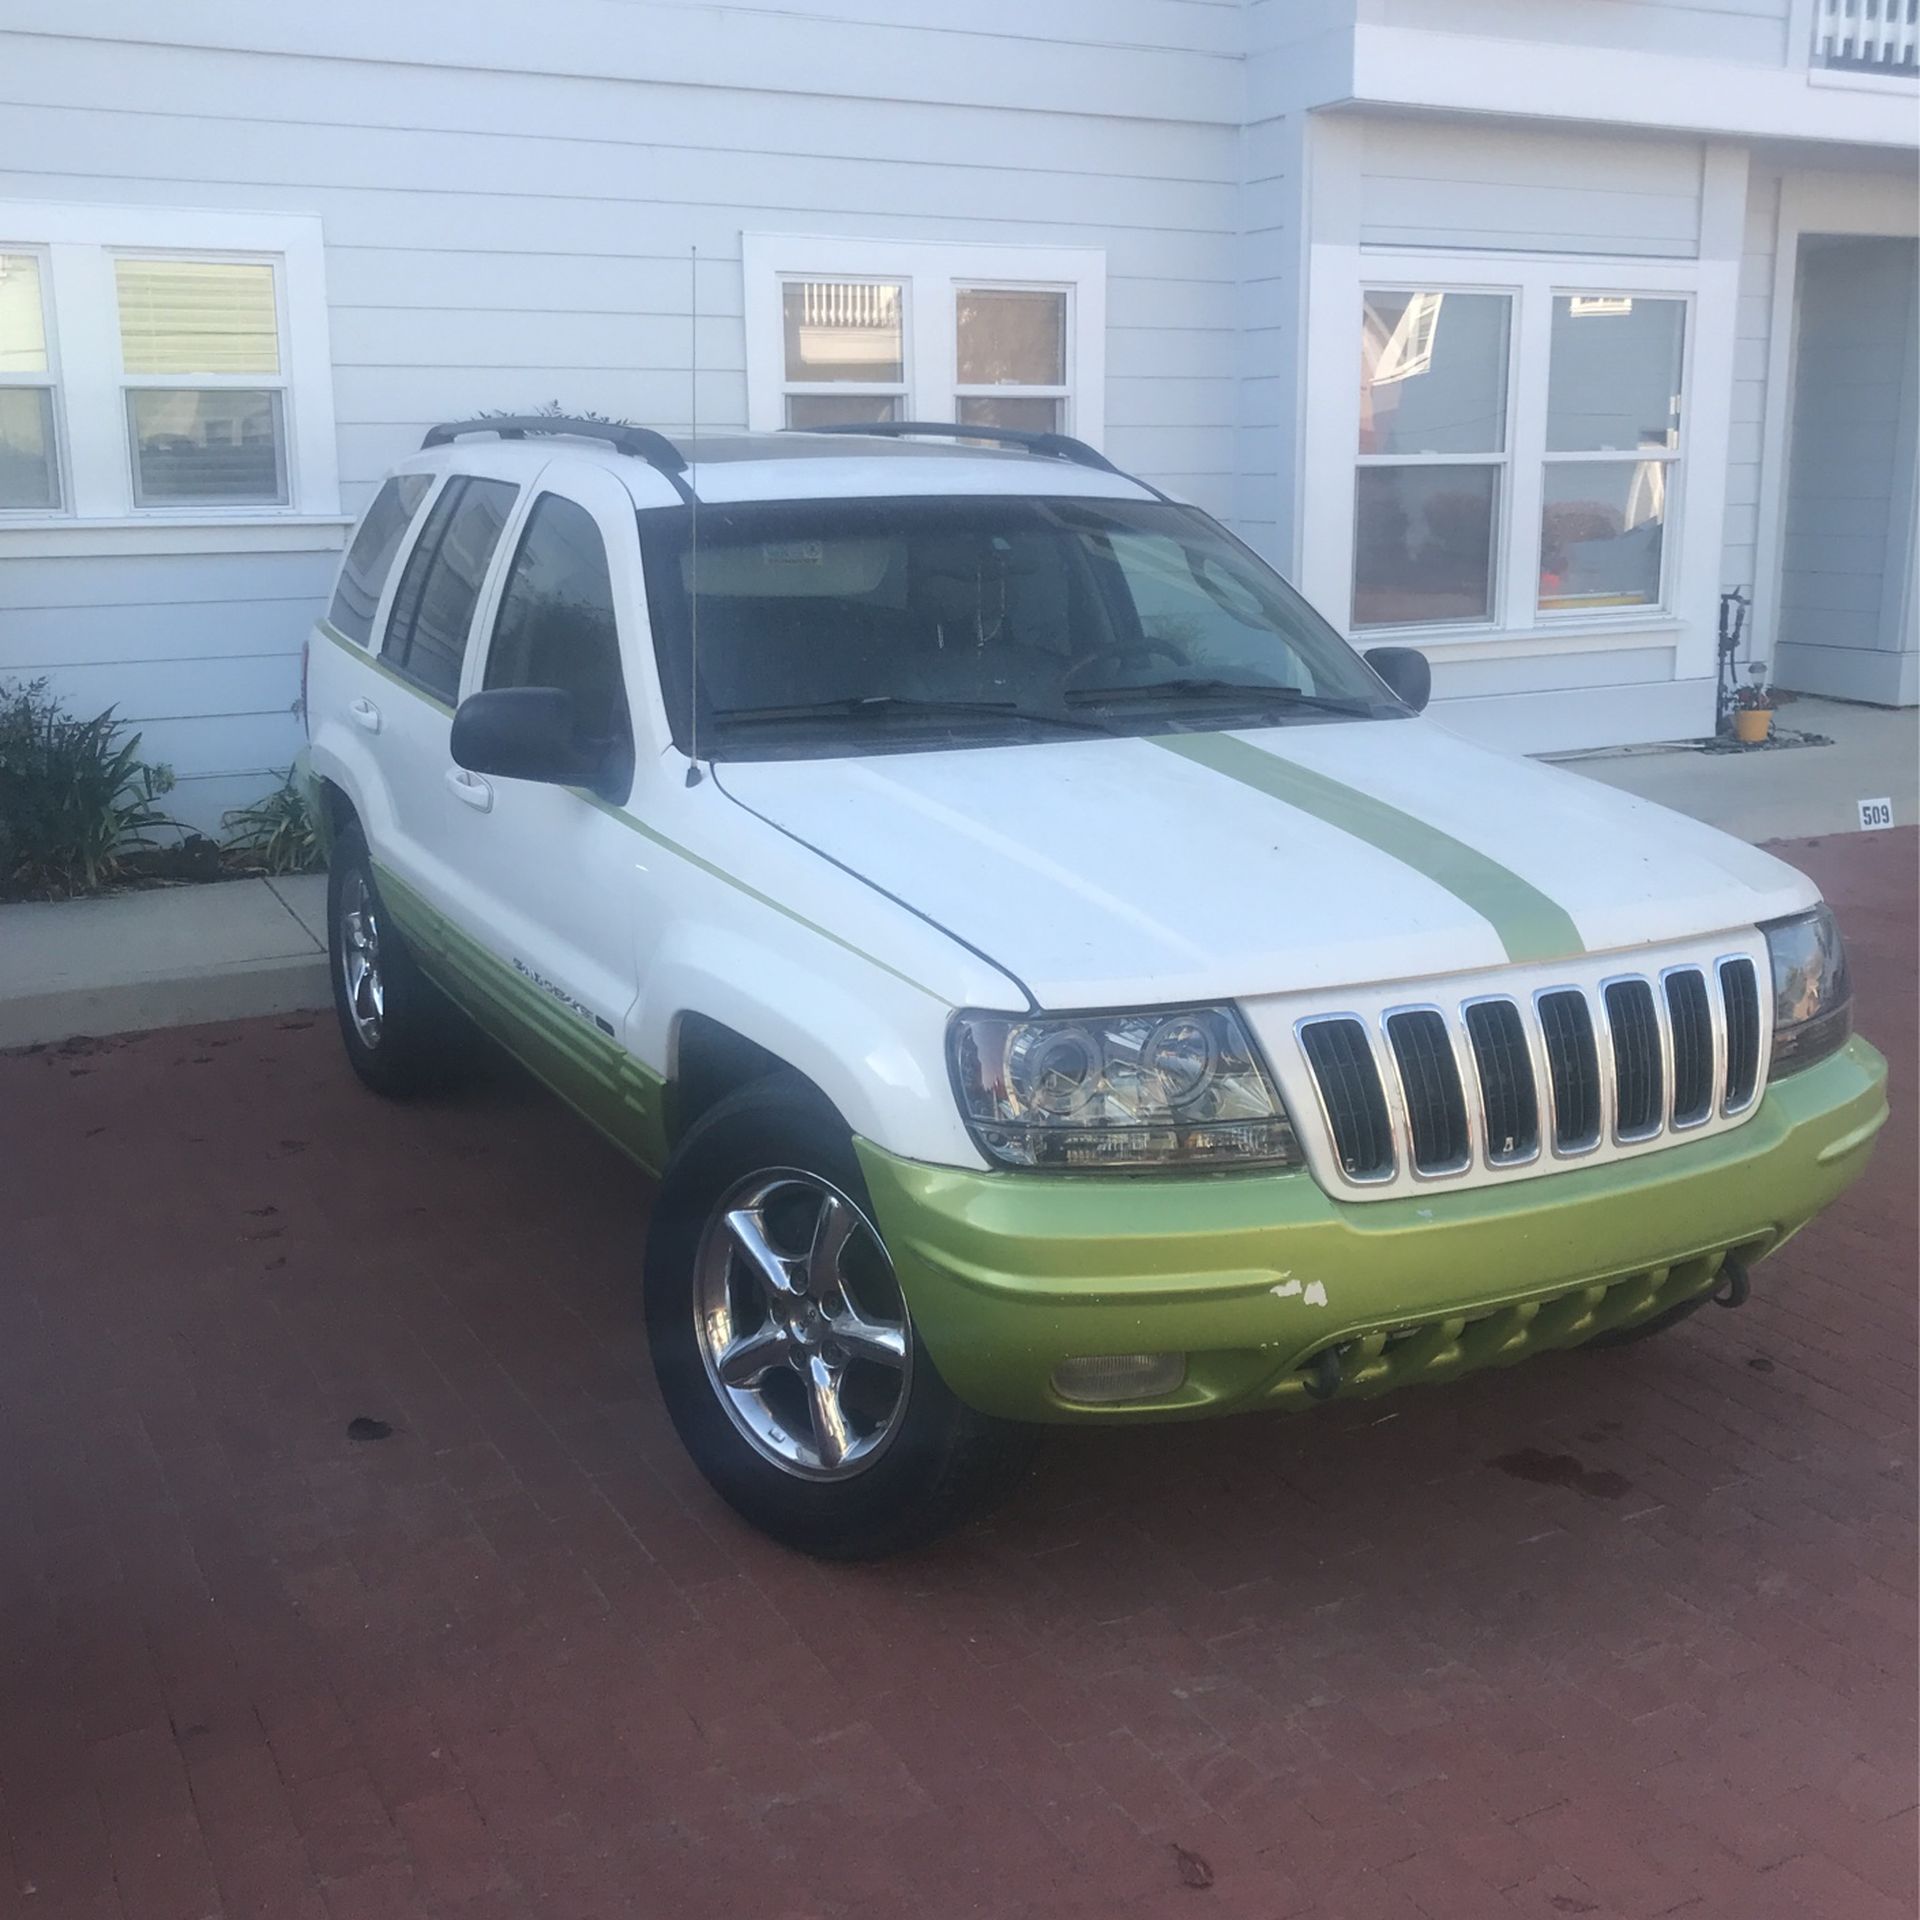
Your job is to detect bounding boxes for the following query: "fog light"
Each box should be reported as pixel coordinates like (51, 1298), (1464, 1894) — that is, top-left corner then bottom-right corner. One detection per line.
(1050, 1352), (1186, 1404)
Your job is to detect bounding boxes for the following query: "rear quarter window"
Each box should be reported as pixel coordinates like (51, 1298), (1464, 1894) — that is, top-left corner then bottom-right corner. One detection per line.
(327, 473), (432, 646)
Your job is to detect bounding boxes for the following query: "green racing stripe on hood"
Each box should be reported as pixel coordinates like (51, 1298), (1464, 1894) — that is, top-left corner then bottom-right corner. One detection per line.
(1152, 731), (1584, 966)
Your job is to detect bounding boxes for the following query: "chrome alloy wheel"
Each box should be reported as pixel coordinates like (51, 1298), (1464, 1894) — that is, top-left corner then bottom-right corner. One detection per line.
(692, 1171), (912, 1479)
(338, 868), (385, 1049)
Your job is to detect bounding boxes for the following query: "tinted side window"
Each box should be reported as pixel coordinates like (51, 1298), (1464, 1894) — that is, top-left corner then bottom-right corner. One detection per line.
(485, 495), (630, 743)
(327, 473), (432, 645)
(383, 476), (517, 704)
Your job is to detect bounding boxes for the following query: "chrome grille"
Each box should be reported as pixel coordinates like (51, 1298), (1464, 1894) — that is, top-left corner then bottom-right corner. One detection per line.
(1465, 998), (1539, 1164)
(1538, 989), (1602, 1151)
(1604, 978), (1663, 1141)
(1297, 1017), (1394, 1181)
(1720, 957), (1761, 1112)
(1293, 954), (1767, 1191)
(1664, 968), (1714, 1127)
(1385, 1009), (1471, 1174)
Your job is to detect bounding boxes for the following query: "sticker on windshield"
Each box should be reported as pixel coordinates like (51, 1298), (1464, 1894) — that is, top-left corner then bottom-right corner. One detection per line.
(761, 541), (823, 565)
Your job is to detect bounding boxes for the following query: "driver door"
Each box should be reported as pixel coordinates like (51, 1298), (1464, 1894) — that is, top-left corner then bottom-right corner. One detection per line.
(437, 461), (660, 1158)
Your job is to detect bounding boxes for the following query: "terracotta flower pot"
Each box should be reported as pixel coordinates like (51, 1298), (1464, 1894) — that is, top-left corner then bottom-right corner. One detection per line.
(1733, 707), (1773, 744)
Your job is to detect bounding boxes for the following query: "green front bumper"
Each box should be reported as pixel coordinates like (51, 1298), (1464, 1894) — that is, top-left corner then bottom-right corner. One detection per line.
(855, 1037), (1888, 1423)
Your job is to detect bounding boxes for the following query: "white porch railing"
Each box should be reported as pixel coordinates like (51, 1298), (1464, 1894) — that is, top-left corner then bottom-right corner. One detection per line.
(1813, 0), (1920, 73)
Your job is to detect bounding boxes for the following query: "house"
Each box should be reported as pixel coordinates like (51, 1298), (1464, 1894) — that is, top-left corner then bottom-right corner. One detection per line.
(1, 2), (1914, 834)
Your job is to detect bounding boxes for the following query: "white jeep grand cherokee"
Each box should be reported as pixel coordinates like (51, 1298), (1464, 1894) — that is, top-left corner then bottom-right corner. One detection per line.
(299, 416), (1885, 1557)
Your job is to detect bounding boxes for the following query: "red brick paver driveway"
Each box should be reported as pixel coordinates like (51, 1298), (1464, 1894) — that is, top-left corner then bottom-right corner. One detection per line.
(2, 831), (1913, 1920)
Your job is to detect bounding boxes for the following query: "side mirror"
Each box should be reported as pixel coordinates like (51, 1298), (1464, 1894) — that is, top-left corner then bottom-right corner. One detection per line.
(451, 687), (618, 796)
(1363, 645), (1431, 714)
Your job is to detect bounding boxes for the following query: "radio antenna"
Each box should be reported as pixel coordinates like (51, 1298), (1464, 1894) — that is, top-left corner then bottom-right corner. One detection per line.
(684, 242), (704, 787)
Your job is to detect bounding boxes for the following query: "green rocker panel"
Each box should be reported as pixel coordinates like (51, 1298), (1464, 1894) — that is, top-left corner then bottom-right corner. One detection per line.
(855, 1037), (1888, 1423)
(372, 861), (673, 1176)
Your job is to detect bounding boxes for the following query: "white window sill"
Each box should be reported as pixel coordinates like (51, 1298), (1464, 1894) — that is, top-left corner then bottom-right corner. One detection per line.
(1806, 66), (1918, 94)
(0, 515), (353, 559)
(1355, 616), (1684, 660)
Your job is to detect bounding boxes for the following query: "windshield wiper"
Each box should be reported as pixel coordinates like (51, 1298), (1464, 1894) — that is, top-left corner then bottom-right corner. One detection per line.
(1068, 678), (1380, 717)
(714, 693), (1117, 733)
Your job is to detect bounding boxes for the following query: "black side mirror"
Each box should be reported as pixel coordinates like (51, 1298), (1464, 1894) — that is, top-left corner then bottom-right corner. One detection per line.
(1363, 645), (1431, 714)
(451, 687), (623, 798)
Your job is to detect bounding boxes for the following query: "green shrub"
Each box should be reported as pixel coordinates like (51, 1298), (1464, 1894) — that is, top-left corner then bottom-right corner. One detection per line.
(222, 769), (325, 875)
(0, 678), (180, 898)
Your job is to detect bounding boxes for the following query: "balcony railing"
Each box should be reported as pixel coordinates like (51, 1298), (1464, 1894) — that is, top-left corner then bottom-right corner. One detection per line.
(1813, 0), (1919, 75)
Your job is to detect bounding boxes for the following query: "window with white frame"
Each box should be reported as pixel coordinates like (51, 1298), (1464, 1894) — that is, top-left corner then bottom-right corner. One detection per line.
(0, 250), (60, 510)
(0, 202), (338, 527)
(1350, 274), (1689, 633)
(744, 235), (1104, 445)
(117, 257), (289, 506)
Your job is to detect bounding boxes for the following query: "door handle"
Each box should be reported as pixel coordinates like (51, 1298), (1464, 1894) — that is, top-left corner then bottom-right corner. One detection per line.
(444, 766), (492, 812)
(348, 696), (382, 733)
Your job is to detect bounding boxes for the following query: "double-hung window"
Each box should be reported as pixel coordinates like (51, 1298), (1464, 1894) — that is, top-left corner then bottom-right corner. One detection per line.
(745, 235), (1104, 445)
(1347, 264), (1691, 636)
(0, 201), (338, 534)
(0, 251), (60, 510)
(1354, 289), (1511, 628)
(1538, 295), (1684, 614)
(117, 257), (289, 507)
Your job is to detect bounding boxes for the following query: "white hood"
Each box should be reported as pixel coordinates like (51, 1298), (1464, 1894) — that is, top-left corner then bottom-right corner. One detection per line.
(715, 719), (1817, 1008)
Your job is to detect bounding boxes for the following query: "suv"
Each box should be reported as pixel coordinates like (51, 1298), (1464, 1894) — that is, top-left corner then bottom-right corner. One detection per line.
(299, 417), (1886, 1558)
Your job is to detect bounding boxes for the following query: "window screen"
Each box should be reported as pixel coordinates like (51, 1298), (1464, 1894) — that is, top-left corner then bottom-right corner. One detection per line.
(485, 494), (629, 745)
(328, 473), (432, 646)
(382, 476), (517, 704)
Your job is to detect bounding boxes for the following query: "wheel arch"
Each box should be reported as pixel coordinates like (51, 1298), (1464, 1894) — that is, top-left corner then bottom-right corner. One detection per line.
(638, 926), (983, 1169)
(666, 1011), (837, 1149)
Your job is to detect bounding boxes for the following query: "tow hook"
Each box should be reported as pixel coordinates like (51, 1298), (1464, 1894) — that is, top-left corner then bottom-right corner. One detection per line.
(1304, 1345), (1345, 1401)
(1713, 1255), (1752, 1310)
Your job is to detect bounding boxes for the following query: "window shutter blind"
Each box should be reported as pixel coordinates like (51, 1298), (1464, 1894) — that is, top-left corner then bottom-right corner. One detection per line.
(115, 259), (280, 375)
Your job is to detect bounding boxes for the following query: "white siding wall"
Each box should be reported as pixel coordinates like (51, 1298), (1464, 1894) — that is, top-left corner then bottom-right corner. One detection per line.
(0, 549), (338, 830)
(1357, 119), (1707, 257)
(1359, 0), (1793, 67)
(0, 5), (1244, 830)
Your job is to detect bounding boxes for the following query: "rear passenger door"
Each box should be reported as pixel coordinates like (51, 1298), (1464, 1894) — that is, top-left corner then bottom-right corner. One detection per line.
(371, 472), (519, 917)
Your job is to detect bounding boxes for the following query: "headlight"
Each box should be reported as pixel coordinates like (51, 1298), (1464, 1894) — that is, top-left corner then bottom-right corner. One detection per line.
(1764, 905), (1853, 1077)
(948, 1005), (1300, 1169)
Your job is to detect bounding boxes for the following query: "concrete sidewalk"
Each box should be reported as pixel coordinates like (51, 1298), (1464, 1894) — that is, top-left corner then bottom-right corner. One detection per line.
(1544, 694), (1918, 842)
(0, 873), (328, 1050)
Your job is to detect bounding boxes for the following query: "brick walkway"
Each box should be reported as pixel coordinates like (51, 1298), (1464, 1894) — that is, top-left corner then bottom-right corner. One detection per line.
(2, 831), (1913, 1920)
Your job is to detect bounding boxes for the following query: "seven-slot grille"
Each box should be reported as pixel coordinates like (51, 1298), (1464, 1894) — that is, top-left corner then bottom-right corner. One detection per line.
(1297, 956), (1763, 1186)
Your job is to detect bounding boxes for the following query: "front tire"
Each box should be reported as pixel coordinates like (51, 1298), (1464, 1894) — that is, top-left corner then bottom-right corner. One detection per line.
(326, 825), (463, 1097)
(644, 1078), (1033, 1558)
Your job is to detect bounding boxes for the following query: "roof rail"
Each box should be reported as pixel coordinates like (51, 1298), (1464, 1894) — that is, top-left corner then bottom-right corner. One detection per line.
(421, 415), (695, 501)
(793, 419), (1124, 476)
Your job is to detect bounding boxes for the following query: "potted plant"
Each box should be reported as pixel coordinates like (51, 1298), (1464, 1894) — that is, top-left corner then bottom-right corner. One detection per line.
(1733, 663), (1774, 744)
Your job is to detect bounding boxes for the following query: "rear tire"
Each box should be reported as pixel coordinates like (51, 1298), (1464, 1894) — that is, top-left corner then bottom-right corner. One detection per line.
(644, 1076), (1034, 1558)
(326, 825), (465, 1097)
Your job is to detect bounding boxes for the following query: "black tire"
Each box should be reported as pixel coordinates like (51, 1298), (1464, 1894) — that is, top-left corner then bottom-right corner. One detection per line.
(644, 1076), (1034, 1558)
(326, 824), (465, 1097)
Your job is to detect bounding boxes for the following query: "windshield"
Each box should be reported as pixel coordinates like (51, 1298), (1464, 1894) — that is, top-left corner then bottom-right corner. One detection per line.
(637, 494), (1401, 756)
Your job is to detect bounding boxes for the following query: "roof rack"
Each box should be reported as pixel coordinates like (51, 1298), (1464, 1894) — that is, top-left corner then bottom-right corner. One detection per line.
(793, 419), (1124, 476)
(421, 415), (695, 502)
